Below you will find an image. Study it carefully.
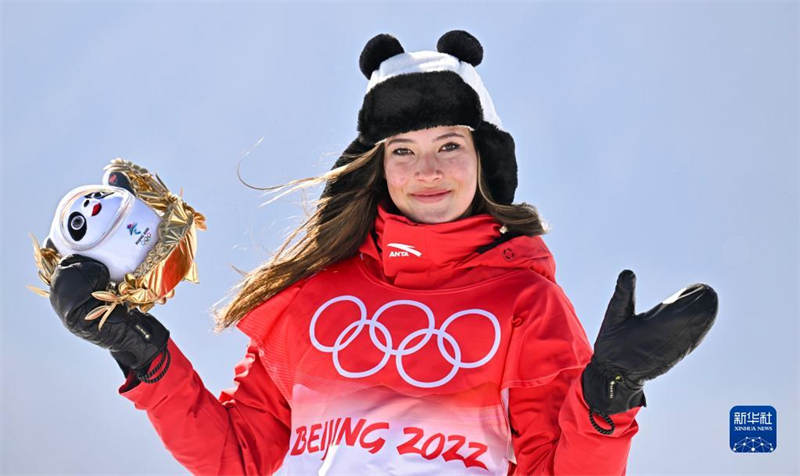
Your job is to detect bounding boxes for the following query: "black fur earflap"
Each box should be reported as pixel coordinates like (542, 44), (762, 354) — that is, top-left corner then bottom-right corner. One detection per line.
(437, 30), (483, 66)
(359, 34), (405, 79)
(472, 122), (517, 204)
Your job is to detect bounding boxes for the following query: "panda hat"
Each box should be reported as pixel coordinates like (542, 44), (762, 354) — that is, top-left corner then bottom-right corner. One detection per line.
(323, 30), (518, 205)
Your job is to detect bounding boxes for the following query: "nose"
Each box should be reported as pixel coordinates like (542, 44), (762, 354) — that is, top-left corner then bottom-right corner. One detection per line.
(415, 152), (442, 181)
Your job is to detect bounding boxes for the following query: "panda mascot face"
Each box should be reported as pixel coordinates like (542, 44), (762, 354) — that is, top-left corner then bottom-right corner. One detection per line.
(48, 184), (161, 282)
(60, 188), (128, 249)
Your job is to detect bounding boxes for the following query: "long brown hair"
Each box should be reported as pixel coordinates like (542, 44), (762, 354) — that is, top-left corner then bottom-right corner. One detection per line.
(214, 142), (548, 331)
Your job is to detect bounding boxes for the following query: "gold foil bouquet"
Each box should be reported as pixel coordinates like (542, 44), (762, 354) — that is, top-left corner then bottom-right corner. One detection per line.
(29, 159), (206, 328)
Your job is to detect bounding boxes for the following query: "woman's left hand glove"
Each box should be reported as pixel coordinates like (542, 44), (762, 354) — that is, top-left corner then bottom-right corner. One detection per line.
(582, 269), (718, 432)
(49, 254), (171, 383)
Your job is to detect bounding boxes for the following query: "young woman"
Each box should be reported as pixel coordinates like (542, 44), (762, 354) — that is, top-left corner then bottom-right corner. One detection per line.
(48, 31), (717, 475)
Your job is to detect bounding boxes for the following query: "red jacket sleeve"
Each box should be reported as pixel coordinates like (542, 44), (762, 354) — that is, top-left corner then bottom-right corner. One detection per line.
(119, 338), (291, 475)
(508, 368), (640, 476)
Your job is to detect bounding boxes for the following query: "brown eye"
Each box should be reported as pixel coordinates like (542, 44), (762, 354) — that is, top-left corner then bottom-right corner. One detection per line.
(392, 148), (412, 156)
(441, 142), (460, 152)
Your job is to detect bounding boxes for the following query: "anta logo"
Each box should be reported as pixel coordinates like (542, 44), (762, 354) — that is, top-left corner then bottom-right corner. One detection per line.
(387, 243), (421, 258)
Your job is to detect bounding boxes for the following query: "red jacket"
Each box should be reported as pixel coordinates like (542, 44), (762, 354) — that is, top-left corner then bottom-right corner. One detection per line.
(120, 206), (641, 475)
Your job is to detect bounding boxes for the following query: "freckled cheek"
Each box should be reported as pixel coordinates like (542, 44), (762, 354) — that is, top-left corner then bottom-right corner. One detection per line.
(443, 157), (476, 182)
(386, 168), (407, 201)
(466, 169), (478, 188)
(445, 166), (477, 190)
(384, 166), (411, 194)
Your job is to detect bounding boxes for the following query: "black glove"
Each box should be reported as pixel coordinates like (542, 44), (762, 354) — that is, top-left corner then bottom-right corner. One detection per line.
(582, 269), (718, 434)
(49, 254), (171, 384)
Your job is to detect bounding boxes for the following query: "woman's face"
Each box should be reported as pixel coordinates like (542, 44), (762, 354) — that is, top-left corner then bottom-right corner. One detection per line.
(383, 125), (478, 224)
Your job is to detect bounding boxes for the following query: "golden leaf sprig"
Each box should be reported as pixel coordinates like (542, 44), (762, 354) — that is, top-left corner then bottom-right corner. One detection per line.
(84, 291), (125, 330)
(27, 233), (61, 298)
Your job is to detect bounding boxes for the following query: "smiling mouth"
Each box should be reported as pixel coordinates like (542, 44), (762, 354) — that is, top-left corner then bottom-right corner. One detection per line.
(410, 191), (450, 202)
(91, 203), (102, 216)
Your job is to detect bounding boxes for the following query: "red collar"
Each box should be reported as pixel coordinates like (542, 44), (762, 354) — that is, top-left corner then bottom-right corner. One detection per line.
(358, 205), (557, 288)
(358, 205), (504, 287)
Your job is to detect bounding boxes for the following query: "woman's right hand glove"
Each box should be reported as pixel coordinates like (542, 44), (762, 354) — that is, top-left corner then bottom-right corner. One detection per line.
(582, 270), (718, 434)
(49, 254), (171, 383)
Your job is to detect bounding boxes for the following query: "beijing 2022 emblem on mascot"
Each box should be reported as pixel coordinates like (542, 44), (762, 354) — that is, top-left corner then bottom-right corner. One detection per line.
(28, 158), (206, 328)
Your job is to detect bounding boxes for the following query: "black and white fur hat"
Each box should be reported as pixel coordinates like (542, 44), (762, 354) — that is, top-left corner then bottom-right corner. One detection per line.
(323, 30), (517, 205)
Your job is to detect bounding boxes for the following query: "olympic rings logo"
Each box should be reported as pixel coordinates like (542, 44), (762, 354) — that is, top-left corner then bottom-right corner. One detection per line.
(309, 296), (501, 388)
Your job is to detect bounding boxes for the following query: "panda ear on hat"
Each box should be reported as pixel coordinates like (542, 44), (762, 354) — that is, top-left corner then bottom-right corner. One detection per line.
(437, 30), (483, 66)
(359, 34), (405, 79)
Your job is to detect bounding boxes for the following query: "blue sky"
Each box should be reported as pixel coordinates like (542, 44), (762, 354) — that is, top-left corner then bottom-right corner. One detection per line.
(2, 1), (797, 474)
